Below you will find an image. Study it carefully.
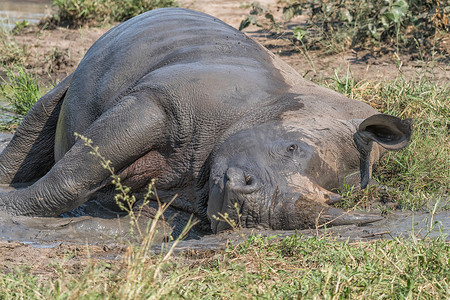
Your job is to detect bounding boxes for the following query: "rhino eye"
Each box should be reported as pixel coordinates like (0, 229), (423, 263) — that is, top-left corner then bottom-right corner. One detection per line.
(287, 144), (298, 152)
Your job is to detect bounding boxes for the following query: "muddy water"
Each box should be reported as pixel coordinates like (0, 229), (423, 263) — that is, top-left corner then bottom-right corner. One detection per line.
(0, 133), (448, 249)
(0, 200), (448, 251)
(0, 132), (11, 152)
(0, 0), (53, 30)
(0, 101), (19, 128)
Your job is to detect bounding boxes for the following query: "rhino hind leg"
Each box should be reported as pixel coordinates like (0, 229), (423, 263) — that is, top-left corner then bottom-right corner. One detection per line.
(0, 74), (74, 185)
(0, 93), (165, 217)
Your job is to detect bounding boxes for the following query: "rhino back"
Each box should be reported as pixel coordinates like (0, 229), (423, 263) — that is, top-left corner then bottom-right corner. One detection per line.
(56, 8), (289, 148)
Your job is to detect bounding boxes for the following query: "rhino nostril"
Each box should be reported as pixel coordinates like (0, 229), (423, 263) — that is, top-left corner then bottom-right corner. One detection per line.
(226, 167), (260, 194)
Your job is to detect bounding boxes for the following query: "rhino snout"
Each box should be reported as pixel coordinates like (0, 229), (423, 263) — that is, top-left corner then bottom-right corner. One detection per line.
(207, 165), (265, 233)
(225, 167), (260, 194)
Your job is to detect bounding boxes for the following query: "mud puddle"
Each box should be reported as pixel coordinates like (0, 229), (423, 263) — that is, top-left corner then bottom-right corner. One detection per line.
(0, 101), (20, 131)
(0, 0), (53, 31)
(0, 207), (448, 253)
(0, 132), (12, 152)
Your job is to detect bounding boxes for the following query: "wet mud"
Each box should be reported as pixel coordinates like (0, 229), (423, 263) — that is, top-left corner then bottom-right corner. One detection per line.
(0, 133), (11, 153)
(0, 206), (448, 250)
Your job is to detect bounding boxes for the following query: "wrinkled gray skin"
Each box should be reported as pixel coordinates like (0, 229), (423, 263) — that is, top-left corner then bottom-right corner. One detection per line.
(0, 8), (411, 233)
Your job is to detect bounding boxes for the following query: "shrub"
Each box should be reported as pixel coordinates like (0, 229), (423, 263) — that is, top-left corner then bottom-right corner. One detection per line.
(51, 0), (178, 27)
(240, 0), (449, 54)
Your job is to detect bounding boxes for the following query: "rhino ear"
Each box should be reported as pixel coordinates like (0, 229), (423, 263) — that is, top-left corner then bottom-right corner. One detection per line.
(354, 114), (412, 189)
(357, 114), (412, 150)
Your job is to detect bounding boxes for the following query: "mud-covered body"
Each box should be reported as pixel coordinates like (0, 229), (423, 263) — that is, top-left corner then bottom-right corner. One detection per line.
(0, 8), (411, 233)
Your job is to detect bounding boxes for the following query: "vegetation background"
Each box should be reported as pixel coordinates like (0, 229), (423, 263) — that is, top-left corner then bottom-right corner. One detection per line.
(0, 0), (448, 298)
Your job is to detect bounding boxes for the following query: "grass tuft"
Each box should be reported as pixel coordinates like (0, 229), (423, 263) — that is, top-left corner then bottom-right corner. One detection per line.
(0, 66), (41, 116)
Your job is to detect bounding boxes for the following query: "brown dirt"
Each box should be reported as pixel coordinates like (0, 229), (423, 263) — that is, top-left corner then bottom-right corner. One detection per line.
(0, 241), (125, 278)
(0, 0), (448, 274)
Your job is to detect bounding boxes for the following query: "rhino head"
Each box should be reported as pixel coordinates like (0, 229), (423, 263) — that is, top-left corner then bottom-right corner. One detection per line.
(208, 113), (412, 233)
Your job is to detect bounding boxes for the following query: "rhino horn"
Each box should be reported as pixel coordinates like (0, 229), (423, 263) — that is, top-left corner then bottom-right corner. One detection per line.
(292, 197), (383, 229)
(319, 207), (383, 227)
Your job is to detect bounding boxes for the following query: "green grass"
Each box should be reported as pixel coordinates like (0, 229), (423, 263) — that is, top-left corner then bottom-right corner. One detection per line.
(0, 28), (36, 119)
(190, 234), (449, 298)
(0, 234), (448, 299)
(0, 66), (41, 116)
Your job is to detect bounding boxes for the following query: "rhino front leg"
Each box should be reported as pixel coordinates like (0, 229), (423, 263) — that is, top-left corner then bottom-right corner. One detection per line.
(0, 94), (165, 216)
(0, 74), (73, 185)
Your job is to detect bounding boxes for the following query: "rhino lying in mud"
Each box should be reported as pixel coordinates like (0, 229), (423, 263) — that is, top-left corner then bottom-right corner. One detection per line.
(0, 8), (411, 233)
